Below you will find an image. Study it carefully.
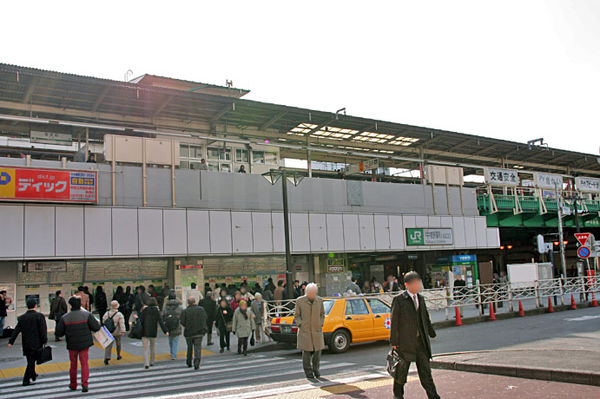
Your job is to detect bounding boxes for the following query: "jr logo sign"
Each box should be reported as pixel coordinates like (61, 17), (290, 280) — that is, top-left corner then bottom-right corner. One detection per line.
(407, 228), (425, 245)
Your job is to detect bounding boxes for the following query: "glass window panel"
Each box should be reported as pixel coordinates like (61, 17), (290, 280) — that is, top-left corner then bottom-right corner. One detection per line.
(179, 160), (189, 169)
(367, 299), (390, 314)
(179, 145), (189, 157)
(236, 148), (249, 162)
(220, 163), (232, 172)
(265, 151), (278, 165)
(252, 150), (265, 164)
(208, 147), (220, 160)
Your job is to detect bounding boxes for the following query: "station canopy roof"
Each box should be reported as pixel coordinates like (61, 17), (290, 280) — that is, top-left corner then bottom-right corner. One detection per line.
(0, 63), (599, 176)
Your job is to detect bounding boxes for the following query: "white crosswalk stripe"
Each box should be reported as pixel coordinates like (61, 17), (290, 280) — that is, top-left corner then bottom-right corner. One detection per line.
(0, 355), (363, 399)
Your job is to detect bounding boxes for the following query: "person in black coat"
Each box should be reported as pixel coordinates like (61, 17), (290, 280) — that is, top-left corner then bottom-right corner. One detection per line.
(49, 290), (68, 341)
(8, 298), (47, 386)
(216, 299), (233, 353)
(199, 292), (217, 346)
(94, 286), (107, 321)
(384, 275), (400, 292)
(390, 271), (439, 399)
(140, 297), (168, 369)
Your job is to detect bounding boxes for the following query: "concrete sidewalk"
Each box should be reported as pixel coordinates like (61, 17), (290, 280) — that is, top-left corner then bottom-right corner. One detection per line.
(0, 326), (273, 379)
(432, 348), (600, 386)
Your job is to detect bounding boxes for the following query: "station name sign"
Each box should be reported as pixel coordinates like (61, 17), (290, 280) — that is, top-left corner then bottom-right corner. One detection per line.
(0, 166), (97, 203)
(406, 228), (453, 246)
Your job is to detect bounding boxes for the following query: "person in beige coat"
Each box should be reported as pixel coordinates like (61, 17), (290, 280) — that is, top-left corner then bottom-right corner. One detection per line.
(103, 300), (125, 365)
(232, 300), (255, 356)
(294, 283), (325, 379)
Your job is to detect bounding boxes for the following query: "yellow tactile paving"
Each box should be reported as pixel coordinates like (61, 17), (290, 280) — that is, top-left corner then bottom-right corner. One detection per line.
(0, 347), (215, 379)
(275, 376), (418, 398)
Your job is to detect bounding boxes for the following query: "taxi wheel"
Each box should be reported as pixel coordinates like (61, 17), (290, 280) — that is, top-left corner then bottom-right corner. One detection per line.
(329, 329), (350, 353)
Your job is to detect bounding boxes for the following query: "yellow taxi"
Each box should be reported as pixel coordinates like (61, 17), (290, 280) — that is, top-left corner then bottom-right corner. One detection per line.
(269, 296), (392, 353)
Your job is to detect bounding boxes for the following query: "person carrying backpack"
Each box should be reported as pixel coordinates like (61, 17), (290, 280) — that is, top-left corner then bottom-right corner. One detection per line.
(162, 290), (183, 360)
(102, 300), (125, 366)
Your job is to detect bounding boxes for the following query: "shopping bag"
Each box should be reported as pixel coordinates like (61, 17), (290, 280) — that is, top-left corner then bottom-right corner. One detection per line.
(37, 346), (53, 365)
(93, 325), (115, 349)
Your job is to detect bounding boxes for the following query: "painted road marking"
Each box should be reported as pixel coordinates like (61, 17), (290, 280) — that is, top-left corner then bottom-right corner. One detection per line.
(564, 315), (600, 322)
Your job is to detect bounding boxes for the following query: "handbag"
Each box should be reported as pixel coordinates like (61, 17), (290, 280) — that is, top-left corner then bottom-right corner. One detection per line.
(128, 318), (143, 339)
(386, 349), (406, 382)
(225, 321), (233, 332)
(37, 345), (52, 365)
(250, 331), (255, 346)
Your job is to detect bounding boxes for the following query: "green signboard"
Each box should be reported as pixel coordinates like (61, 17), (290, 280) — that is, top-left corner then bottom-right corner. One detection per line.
(406, 228), (453, 246)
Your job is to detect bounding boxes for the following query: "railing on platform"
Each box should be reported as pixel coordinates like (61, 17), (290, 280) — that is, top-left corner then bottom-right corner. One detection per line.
(263, 276), (600, 324)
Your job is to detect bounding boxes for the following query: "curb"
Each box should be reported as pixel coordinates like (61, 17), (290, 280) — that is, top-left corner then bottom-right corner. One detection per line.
(431, 359), (600, 387)
(431, 301), (596, 330)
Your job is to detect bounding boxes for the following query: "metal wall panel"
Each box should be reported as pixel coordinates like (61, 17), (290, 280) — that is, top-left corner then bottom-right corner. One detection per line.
(111, 208), (138, 256)
(428, 216), (441, 228)
(187, 210), (210, 254)
(309, 213), (327, 252)
(464, 217), (477, 248)
(271, 213), (285, 253)
(452, 217), (466, 248)
(415, 215), (429, 228)
(146, 168), (172, 207)
(342, 214), (360, 251)
(388, 215), (405, 250)
(231, 212), (253, 254)
(0, 205), (23, 258)
(138, 208), (164, 255)
(374, 214), (390, 250)
(359, 214), (376, 250)
(84, 207), (112, 256)
(251, 212), (273, 253)
(209, 211), (232, 254)
(291, 213), (310, 253)
(55, 206), (84, 257)
(163, 209), (187, 255)
(474, 217), (488, 248)
(402, 215), (416, 229)
(486, 228), (500, 248)
(325, 214), (344, 252)
(24, 206), (55, 257)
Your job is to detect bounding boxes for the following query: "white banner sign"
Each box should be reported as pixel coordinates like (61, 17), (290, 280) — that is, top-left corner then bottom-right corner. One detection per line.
(534, 173), (563, 190)
(484, 168), (520, 186)
(575, 176), (600, 193)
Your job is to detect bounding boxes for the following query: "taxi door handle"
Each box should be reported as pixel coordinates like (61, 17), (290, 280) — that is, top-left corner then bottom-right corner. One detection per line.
(345, 316), (353, 320)
(374, 315), (382, 318)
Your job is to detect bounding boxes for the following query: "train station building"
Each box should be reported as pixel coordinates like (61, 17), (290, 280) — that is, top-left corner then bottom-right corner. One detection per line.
(0, 63), (599, 326)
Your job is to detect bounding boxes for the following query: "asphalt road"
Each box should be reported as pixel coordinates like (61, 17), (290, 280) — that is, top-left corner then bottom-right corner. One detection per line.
(2, 306), (599, 398)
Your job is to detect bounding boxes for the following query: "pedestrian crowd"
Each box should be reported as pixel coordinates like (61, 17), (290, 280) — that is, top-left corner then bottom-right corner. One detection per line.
(5, 279), (290, 392)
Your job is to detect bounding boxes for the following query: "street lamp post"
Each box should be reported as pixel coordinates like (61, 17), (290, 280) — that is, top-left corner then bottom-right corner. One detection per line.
(263, 169), (304, 299)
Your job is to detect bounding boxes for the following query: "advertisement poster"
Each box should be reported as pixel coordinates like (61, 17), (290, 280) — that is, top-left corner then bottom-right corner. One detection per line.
(0, 167), (97, 203)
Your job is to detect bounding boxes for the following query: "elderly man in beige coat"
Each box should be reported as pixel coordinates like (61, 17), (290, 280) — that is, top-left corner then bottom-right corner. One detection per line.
(294, 282), (325, 379)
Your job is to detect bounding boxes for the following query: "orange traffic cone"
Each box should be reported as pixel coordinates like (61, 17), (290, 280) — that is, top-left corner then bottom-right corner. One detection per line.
(518, 300), (525, 317)
(455, 307), (462, 326)
(570, 294), (577, 310)
(591, 293), (598, 307)
(547, 297), (554, 313)
(488, 303), (496, 321)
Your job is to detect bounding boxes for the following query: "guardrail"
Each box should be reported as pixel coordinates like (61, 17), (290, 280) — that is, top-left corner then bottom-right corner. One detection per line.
(263, 276), (600, 324)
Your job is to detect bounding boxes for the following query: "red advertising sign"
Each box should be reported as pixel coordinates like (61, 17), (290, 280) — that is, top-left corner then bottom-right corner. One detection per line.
(0, 167), (97, 203)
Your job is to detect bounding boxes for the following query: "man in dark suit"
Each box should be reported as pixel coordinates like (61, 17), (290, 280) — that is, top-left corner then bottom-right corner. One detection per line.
(8, 298), (47, 386)
(390, 271), (439, 399)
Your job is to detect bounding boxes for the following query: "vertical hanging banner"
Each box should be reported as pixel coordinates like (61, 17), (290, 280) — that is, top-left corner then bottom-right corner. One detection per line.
(0, 167), (97, 203)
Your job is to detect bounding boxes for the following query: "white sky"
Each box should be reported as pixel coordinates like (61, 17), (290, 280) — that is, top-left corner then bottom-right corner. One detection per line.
(2, 1), (599, 155)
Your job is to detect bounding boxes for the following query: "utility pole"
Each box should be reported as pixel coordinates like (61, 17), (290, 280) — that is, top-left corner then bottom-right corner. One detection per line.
(281, 169), (294, 300)
(555, 183), (567, 278)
